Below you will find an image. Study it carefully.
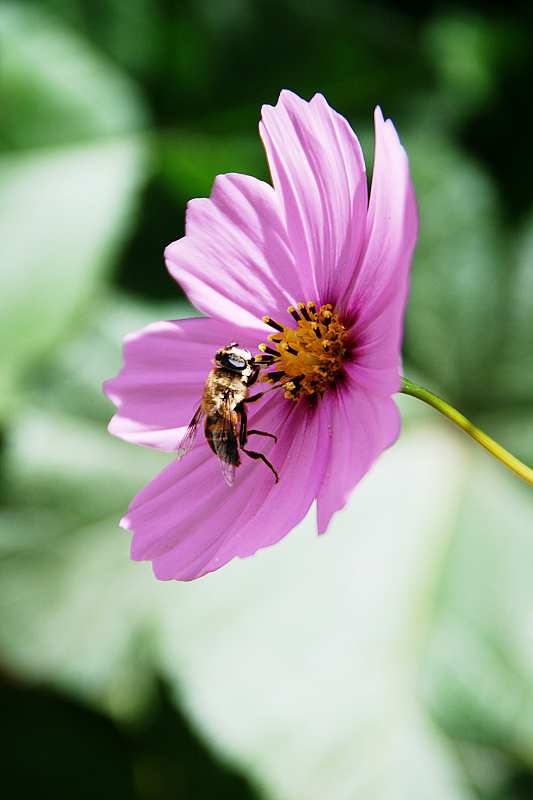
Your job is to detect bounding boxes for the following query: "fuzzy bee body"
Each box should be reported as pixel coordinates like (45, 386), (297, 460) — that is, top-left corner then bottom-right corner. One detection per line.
(202, 368), (247, 469)
(177, 343), (279, 485)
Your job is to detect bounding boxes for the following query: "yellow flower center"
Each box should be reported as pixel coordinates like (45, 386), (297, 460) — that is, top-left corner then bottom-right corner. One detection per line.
(256, 303), (347, 400)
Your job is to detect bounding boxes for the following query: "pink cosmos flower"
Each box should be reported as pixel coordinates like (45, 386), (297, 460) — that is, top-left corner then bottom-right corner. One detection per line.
(104, 90), (418, 581)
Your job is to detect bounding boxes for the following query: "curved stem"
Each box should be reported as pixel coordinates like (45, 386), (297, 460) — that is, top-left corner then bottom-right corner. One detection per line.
(400, 377), (533, 486)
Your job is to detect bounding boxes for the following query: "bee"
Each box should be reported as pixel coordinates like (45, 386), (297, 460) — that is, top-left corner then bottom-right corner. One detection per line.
(177, 343), (279, 486)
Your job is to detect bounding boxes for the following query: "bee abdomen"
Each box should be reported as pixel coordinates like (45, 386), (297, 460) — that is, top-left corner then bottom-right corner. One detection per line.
(205, 414), (240, 466)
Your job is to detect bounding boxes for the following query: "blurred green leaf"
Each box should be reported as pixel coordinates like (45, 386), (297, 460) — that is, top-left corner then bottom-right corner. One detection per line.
(0, 296), (185, 714)
(0, 139), (146, 415)
(0, 403), (170, 717)
(0, 5), (149, 414)
(424, 14), (505, 123)
(405, 133), (504, 409)
(29, 293), (195, 423)
(0, 4), (147, 150)
(494, 213), (533, 408)
(0, 508), (160, 718)
(159, 132), (265, 200)
(0, 681), (136, 800)
(425, 456), (533, 773)
(44, 0), (163, 77)
(4, 407), (171, 521)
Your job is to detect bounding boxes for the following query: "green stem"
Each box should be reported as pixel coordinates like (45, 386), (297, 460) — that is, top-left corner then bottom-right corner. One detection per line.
(400, 377), (533, 487)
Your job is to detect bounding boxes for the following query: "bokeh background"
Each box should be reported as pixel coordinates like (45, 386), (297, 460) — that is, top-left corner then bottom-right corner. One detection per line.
(2, 1), (533, 798)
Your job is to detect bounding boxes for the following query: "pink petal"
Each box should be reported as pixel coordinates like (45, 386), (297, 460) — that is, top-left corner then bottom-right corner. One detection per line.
(122, 398), (325, 581)
(103, 316), (260, 451)
(165, 173), (304, 329)
(348, 107), (418, 395)
(316, 382), (401, 534)
(259, 90), (368, 307)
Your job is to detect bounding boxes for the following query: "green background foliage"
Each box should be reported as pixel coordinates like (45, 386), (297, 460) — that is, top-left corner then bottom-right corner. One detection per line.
(1, 2), (533, 798)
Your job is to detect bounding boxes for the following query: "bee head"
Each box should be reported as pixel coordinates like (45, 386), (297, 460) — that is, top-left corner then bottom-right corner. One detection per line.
(214, 343), (254, 372)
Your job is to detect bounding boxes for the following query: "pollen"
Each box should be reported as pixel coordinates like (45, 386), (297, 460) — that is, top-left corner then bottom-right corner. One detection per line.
(257, 303), (347, 400)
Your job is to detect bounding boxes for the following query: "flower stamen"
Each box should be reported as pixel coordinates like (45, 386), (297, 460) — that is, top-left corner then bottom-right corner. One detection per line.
(258, 303), (347, 400)
(298, 303), (311, 321)
(258, 344), (280, 357)
(288, 306), (301, 323)
(281, 343), (298, 356)
(253, 354), (276, 364)
(262, 316), (285, 332)
(266, 370), (286, 383)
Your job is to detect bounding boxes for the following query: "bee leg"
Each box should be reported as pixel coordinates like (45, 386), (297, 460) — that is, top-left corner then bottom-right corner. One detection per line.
(241, 447), (279, 484)
(247, 430), (277, 443)
(247, 365), (261, 387)
(245, 373), (298, 402)
(238, 404), (277, 445)
(243, 391), (265, 403)
(238, 402), (248, 447)
(238, 405), (279, 482)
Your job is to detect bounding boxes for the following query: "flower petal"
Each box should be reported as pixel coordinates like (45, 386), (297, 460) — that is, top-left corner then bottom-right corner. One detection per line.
(165, 172), (304, 329)
(122, 398), (325, 580)
(348, 107), (418, 393)
(259, 90), (368, 307)
(103, 316), (260, 451)
(316, 383), (401, 534)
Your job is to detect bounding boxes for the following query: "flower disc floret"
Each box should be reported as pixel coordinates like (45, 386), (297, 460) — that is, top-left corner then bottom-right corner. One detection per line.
(257, 303), (347, 400)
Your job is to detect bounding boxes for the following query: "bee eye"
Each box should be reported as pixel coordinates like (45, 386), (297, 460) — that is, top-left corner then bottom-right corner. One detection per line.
(227, 355), (245, 369)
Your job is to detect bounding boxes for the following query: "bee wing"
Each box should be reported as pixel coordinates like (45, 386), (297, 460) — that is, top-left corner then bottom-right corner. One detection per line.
(219, 459), (236, 488)
(210, 397), (239, 487)
(176, 406), (204, 459)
